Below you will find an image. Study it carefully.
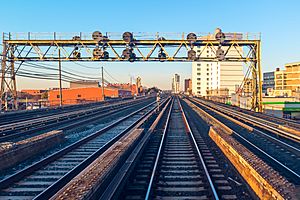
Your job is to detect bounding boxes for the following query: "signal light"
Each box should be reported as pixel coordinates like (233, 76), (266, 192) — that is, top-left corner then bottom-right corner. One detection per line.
(122, 48), (136, 62)
(93, 48), (103, 59)
(92, 31), (103, 42)
(103, 51), (109, 59)
(215, 28), (225, 43)
(187, 33), (197, 43)
(129, 53), (136, 62)
(216, 46), (225, 61)
(158, 49), (166, 62)
(188, 49), (197, 61)
(123, 32), (133, 42)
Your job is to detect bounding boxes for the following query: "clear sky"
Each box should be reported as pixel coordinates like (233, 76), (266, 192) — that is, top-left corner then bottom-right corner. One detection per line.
(1, 0), (300, 90)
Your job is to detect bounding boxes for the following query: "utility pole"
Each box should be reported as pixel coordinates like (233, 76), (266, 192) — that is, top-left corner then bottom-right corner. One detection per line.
(130, 75), (132, 96)
(58, 49), (63, 107)
(101, 66), (105, 101)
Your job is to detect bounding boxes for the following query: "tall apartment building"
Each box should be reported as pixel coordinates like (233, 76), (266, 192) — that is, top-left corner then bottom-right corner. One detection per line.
(172, 74), (180, 94)
(275, 62), (300, 96)
(192, 45), (244, 97)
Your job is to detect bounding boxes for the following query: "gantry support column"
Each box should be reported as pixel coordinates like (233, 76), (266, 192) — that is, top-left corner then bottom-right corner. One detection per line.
(257, 40), (263, 112)
(10, 54), (18, 110)
(251, 41), (262, 112)
(0, 41), (7, 110)
(0, 42), (18, 110)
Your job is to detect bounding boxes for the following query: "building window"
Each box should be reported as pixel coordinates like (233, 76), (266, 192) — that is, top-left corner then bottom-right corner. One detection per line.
(207, 64), (209, 67)
(207, 78), (209, 80)
(207, 87), (209, 89)
(207, 50), (209, 53)
(78, 94), (81, 98)
(197, 68), (201, 71)
(197, 78), (201, 80)
(207, 73), (209, 76)
(197, 73), (201, 75)
(197, 87), (201, 89)
(57, 95), (60, 98)
(197, 82), (201, 85)
(197, 91), (201, 94)
(197, 64), (201, 66)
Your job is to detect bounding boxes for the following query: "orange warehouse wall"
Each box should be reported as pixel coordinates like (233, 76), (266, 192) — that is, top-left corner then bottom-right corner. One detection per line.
(48, 87), (119, 106)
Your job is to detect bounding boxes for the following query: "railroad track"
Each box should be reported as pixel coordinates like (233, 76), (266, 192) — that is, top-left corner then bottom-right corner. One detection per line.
(147, 98), (218, 199)
(191, 97), (300, 143)
(109, 97), (248, 200)
(207, 98), (300, 128)
(197, 99), (300, 137)
(187, 97), (300, 185)
(0, 98), (121, 126)
(0, 99), (161, 200)
(0, 97), (154, 142)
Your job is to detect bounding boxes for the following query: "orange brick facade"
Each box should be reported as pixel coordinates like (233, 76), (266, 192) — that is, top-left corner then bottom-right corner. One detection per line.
(107, 83), (137, 95)
(48, 87), (130, 106)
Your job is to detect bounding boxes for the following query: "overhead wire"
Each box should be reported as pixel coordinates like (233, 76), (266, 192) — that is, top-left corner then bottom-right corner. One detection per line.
(1, 52), (123, 86)
(103, 68), (120, 83)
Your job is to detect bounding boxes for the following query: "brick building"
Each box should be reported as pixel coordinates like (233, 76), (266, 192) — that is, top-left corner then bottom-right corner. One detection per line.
(48, 87), (131, 106)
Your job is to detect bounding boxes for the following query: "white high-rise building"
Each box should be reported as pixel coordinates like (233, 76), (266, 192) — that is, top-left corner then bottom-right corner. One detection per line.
(192, 45), (244, 97)
(172, 74), (180, 94)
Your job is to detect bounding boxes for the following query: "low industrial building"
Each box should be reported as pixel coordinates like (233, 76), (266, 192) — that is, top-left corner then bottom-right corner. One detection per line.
(48, 87), (132, 106)
(262, 97), (300, 119)
(70, 80), (99, 89)
(231, 95), (300, 119)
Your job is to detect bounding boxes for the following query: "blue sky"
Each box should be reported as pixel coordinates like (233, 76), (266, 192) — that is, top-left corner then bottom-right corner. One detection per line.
(1, 0), (300, 90)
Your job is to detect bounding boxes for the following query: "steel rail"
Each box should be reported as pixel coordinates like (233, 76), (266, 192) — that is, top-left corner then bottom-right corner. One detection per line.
(0, 98), (152, 142)
(201, 98), (300, 128)
(233, 131), (300, 180)
(145, 97), (219, 200)
(196, 98), (300, 129)
(190, 98), (300, 153)
(144, 98), (173, 200)
(0, 98), (122, 125)
(208, 99), (300, 132)
(253, 128), (300, 153)
(188, 98), (300, 181)
(178, 97), (219, 200)
(0, 99), (153, 142)
(98, 97), (172, 200)
(0, 100), (158, 195)
(33, 100), (163, 200)
(0, 98), (147, 131)
(218, 107), (300, 142)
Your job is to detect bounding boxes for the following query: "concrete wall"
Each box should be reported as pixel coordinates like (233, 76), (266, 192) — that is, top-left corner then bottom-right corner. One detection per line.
(0, 130), (64, 171)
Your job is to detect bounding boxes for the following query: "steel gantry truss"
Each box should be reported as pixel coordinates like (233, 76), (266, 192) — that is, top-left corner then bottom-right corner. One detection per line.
(1, 30), (262, 111)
